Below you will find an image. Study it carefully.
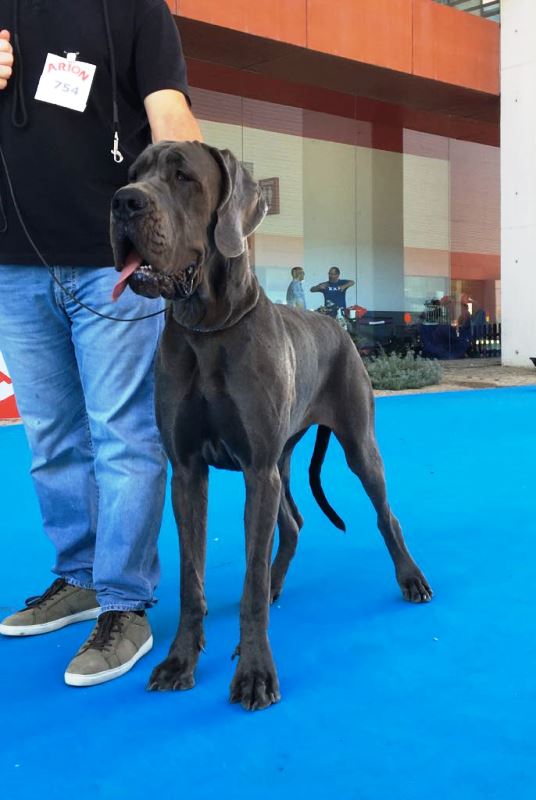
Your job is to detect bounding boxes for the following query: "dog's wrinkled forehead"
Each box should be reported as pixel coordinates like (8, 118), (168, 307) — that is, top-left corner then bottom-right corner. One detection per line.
(129, 141), (220, 186)
(125, 141), (266, 258)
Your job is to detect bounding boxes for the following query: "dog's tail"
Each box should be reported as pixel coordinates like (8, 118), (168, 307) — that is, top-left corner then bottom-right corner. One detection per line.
(309, 425), (346, 531)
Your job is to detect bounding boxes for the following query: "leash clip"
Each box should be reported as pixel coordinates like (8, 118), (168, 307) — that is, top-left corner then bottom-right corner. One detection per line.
(111, 131), (124, 164)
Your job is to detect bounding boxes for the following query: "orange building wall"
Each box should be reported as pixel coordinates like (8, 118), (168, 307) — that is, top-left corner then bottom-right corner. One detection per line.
(412, 0), (498, 94)
(168, 0), (499, 97)
(176, 0), (307, 47)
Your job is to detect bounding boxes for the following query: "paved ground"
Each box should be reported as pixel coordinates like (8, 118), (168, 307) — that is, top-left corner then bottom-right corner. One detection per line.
(2, 359), (536, 427)
(374, 357), (536, 397)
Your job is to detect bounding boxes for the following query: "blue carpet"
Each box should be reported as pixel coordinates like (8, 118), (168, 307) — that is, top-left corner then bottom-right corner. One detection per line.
(1, 387), (536, 799)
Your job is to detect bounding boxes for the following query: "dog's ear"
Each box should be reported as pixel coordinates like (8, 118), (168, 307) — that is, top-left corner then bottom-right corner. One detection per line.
(209, 148), (267, 258)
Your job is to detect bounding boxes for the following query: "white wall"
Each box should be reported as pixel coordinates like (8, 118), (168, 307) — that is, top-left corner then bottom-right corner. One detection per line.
(501, 0), (536, 366)
(303, 138), (358, 307)
(403, 152), (450, 252)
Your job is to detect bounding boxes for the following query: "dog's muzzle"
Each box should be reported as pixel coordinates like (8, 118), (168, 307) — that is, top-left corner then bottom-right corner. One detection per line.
(128, 261), (200, 301)
(111, 185), (203, 302)
(112, 246), (200, 302)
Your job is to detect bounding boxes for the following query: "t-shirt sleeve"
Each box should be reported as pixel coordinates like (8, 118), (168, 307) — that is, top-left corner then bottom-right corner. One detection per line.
(135, 2), (190, 104)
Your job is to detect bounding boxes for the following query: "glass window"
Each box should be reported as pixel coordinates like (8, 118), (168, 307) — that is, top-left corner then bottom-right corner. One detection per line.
(192, 82), (499, 359)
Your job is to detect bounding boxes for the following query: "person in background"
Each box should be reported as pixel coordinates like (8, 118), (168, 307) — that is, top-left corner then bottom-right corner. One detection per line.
(457, 292), (472, 330)
(0, 1), (202, 687)
(286, 266), (307, 310)
(310, 266), (355, 318)
(457, 303), (472, 329)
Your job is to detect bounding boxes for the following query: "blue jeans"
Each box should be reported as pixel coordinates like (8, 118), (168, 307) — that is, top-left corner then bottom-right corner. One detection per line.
(0, 266), (167, 612)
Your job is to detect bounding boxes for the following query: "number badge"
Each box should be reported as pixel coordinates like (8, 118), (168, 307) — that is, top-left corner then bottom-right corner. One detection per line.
(35, 53), (96, 113)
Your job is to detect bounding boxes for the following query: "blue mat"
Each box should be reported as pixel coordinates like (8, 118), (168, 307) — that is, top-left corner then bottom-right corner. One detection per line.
(1, 388), (536, 800)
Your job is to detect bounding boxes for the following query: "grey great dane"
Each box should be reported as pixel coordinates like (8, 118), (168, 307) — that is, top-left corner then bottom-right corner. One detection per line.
(111, 141), (432, 711)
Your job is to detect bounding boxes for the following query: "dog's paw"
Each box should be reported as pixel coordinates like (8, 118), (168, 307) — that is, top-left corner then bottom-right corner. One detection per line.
(230, 655), (281, 711)
(270, 583), (283, 604)
(270, 565), (287, 604)
(398, 569), (433, 603)
(146, 656), (195, 692)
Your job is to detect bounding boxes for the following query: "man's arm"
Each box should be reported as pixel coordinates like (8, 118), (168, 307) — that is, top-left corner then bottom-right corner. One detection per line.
(310, 282), (328, 292)
(340, 279), (355, 290)
(144, 89), (203, 143)
(0, 30), (13, 91)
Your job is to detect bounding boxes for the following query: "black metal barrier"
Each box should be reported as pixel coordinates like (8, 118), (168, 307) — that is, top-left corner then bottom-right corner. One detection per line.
(343, 313), (501, 360)
(468, 323), (501, 358)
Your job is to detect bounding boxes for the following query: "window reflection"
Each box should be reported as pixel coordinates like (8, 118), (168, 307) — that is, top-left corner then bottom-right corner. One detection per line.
(192, 86), (499, 358)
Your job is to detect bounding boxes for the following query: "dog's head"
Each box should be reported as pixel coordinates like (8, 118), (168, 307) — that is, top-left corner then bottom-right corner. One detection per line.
(111, 141), (267, 302)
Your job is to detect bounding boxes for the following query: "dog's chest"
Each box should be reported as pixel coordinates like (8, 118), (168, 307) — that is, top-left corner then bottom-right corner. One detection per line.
(158, 351), (253, 470)
(167, 390), (251, 471)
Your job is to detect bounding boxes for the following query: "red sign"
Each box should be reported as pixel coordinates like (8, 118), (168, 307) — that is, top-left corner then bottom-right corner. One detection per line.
(0, 355), (19, 420)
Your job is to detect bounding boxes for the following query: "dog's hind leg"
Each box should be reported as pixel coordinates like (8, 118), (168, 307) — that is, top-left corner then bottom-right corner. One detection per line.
(335, 425), (432, 604)
(271, 452), (303, 603)
(230, 466), (282, 711)
(147, 462), (209, 692)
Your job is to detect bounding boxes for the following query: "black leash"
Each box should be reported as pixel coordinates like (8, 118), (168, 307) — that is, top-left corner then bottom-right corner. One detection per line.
(0, 144), (165, 322)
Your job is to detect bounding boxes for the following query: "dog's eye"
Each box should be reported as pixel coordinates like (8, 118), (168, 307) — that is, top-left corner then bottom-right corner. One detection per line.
(176, 170), (190, 182)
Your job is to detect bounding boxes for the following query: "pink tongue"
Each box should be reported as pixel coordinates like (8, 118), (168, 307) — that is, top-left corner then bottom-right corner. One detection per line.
(112, 250), (143, 301)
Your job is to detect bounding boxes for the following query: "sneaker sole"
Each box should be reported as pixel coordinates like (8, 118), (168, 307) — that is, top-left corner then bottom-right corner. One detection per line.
(64, 634), (153, 687)
(0, 607), (101, 637)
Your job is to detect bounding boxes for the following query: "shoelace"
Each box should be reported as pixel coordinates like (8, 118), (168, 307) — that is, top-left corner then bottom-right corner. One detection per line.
(81, 611), (128, 653)
(23, 577), (69, 609)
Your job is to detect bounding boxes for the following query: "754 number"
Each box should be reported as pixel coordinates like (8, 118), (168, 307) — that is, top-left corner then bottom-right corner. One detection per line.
(54, 81), (79, 95)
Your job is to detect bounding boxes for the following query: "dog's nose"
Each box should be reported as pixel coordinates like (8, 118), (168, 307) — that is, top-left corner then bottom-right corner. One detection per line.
(112, 188), (149, 220)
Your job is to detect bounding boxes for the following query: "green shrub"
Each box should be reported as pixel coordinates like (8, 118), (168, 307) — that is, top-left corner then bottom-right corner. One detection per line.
(364, 351), (442, 390)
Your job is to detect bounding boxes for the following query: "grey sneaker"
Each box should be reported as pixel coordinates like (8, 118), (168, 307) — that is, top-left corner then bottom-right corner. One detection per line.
(64, 610), (153, 687)
(0, 578), (99, 637)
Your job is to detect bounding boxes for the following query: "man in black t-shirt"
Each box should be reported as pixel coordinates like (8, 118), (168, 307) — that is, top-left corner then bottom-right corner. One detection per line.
(0, 1), (202, 687)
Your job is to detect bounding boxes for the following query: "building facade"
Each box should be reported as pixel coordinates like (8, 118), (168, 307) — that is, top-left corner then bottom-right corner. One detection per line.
(172, 0), (501, 357)
(0, 0), (506, 419)
(501, 0), (536, 366)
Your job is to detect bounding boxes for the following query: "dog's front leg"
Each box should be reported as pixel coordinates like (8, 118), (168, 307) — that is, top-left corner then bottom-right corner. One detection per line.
(147, 463), (208, 692)
(230, 466), (282, 711)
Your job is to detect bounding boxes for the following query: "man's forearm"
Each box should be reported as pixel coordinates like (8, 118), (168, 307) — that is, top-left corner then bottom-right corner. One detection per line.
(150, 106), (203, 143)
(144, 89), (203, 143)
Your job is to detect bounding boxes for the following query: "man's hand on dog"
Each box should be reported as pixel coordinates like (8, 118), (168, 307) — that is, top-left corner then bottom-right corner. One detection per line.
(0, 30), (14, 91)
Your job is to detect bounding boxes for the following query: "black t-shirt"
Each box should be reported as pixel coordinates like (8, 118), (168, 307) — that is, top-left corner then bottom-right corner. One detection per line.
(322, 280), (350, 310)
(0, 0), (190, 266)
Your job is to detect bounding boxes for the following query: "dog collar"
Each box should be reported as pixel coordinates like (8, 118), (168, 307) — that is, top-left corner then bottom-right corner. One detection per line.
(173, 287), (260, 334)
